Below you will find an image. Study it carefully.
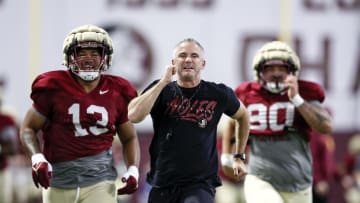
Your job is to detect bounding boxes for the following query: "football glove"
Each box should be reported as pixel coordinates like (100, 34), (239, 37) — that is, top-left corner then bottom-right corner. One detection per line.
(117, 165), (139, 195)
(31, 153), (52, 189)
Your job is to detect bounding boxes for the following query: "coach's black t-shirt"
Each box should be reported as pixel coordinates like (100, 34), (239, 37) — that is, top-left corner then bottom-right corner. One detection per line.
(144, 80), (240, 188)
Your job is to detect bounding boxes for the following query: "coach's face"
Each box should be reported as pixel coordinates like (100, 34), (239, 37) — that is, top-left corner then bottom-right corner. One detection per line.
(172, 42), (206, 83)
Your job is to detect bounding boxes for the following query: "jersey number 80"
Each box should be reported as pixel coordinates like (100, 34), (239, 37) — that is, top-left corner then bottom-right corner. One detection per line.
(247, 102), (295, 131)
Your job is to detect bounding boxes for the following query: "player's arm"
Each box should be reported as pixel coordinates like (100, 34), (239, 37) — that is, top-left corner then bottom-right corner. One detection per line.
(116, 121), (141, 195)
(128, 65), (175, 123)
(221, 118), (238, 180)
(20, 108), (52, 189)
(20, 108), (46, 156)
(295, 103), (332, 134)
(285, 75), (332, 134)
(227, 101), (250, 179)
(230, 101), (250, 155)
(116, 121), (140, 168)
(222, 119), (235, 156)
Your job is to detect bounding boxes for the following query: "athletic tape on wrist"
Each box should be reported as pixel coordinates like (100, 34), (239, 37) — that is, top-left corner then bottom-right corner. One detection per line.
(220, 154), (233, 168)
(127, 165), (139, 180)
(290, 94), (304, 107)
(31, 153), (47, 165)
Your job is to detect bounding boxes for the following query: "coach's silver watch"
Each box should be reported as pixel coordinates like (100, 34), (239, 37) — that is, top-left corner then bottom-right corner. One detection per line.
(233, 153), (246, 161)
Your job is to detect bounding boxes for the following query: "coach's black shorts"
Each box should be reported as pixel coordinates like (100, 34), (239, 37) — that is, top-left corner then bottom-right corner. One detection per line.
(148, 181), (216, 203)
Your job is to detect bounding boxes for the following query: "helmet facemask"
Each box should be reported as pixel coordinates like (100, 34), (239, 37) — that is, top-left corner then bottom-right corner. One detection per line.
(258, 59), (295, 94)
(252, 41), (300, 94)
(68, 42), (109, 81)
(63, 25), (114, 81)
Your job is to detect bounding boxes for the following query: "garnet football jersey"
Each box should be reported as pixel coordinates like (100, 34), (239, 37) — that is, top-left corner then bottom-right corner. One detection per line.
(234, 80), (325, 140)
(30, 70), (137, 163)
(0, 114), (17, 169)
(236, 80), (325, 192)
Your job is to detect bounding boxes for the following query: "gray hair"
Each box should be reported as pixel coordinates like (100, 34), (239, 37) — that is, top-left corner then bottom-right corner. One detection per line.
(173, 38), (204, 57)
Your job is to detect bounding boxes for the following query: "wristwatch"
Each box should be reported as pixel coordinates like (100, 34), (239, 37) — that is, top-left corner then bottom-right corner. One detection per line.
(233, 153), (246, 161)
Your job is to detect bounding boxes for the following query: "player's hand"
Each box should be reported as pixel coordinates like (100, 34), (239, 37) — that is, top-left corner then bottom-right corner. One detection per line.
(222, 165), (239, 181)
(31, 153), (52, 189)
(284, 74), (299, 99)
(221, 154), (246, 181)
(118, 165), (139, 195)
(233, 159), (248, 180)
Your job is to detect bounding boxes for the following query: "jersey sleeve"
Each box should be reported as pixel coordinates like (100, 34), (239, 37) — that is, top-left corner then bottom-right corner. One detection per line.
(30, 73), (57, 118)
(110, 76), (138, 124)
(299, 80), (325, 103)
(234, 81), (254, 102)
(120, 79), (138, 104)
(0, 115), (17, 140)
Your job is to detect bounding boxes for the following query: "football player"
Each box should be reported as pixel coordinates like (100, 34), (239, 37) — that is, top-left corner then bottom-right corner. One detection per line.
(221, 41), (333, 203)
(20, 24), (140, 203)
(0, 94), (18, 203)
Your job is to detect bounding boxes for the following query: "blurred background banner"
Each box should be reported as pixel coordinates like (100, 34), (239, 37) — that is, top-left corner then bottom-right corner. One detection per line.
(0, 0), (359, 132)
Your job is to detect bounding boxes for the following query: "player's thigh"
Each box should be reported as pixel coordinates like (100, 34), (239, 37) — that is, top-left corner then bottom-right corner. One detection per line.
(43, 181), (117, 203)
(215, 181), (237, 203)
(0, 169), (13, 203)
(244, 174), (284, 203)
(215, 180), (245, 203)
(279, 186), (312, 203)
(43, 187), (79, 203)
(81, 181), (117, 203)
